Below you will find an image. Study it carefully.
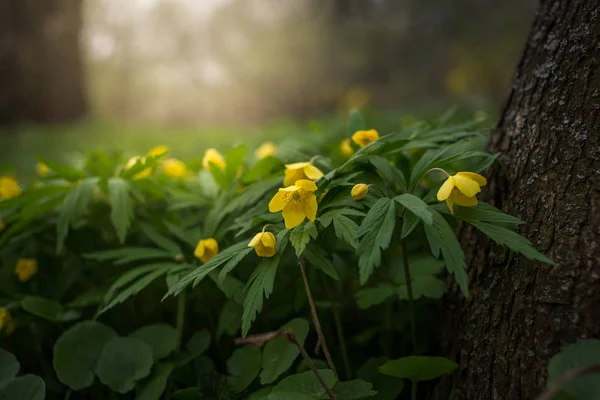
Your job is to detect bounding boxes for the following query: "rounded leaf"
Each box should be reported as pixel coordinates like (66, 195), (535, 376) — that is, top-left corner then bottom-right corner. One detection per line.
(260, 318), (309, 384)
(227, 345), (262, 393)
(95, 337), (154, 393)
(548, 339), (600, 399)
(53, 321), (117, 390)
(129, 324), (177, 361)
(0, 349), (19, 388)
(0, 375), (45, 400)
(379, 356), (457, 382)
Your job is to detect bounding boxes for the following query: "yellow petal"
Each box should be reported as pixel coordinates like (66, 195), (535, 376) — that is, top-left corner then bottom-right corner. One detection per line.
(260, 232), (276, 249)
(304, 194), (318, 222)
(437, 176), (455, 200)
(295, 179), (318, 192)
(269, 191), (288, 212)
(283, 169), (305, 186)
(453, 174), (481, 197)
(453, 190), (478, 207)
(303, 164), (324, 180)
(446, 197), (455, 214)
(282, 204), (306, 229)
(285, 162), (310, 170)
(456, 172), (487, 186)
(248, 232), (262, 247)
(351, 183), (368, 200)
(194, 242), (205, 258)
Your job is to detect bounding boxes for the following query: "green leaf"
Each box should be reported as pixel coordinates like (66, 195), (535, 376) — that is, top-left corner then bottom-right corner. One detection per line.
(242, 255), (281, 337)
(319, 208), (366, 227)
(227, 345), (262, 393)
(423, 210), (469, 296)
(247, 387), (274, 400)
(379, 356), (458, 382)
(290, 221), (318, 257)
(357, 357), (404, 400)
(165, 242), (250, 298)
(209, 271), (245, 304)
(0, 350), (19, 388)
(355, 284), (396, 309)
(53, 320), (118, 390)
(36, 156), (86, 181)
(466, 221), (555, 265)
(108, 177), (134, 243)
(357, 198), (397, 284)
(431, 202), (525, 225)
(327, 379), (377, 399)
(56, 177), (100, 253)
(0, 375), (45, 400)
(218, 247), (254, 282)
(217, 300), (243, 339)
(397, 276), (445, 300)
(95, 337), (154, 393)
(260, 318), (310, 384)
(101, 263), (178, 314)
(21, 296), (80, 322)
(139, 222), (182, 255)
(186, 330), (212, 357)
(268, 393), (313, 400)
(130, 324), (178, 361)
(244, 156), (283, 183)
(370, 156), (407, 193)
(84, 247), (173, 265)
(304, 244), (339, 280)
(548, 340), (600, 399)
(135, 363), (175, 400)
(400, 211), (420, 239)
(394, 194), (433, 225)
(163, 220), (198, 247)
(273, 369), (336, 398)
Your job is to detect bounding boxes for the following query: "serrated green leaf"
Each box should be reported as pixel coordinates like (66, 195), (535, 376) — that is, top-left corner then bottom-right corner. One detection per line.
(423, 210), (468, 296)
(227, 345), (262, 393)
(139, 222), (181, 255)
(304, 244), (339, 280)
(244, 156), (283, 183)
(394, 194), (432, 225)
(56, 177), (100, 253)
(260, 318), (309, 384)
(241, 255), (281, 336)
(85, 247), (173, 265)
(209, 270), (245, 304)
(355, 284), (396, 309)
(431, 202), (525, 225)
(380, 356), (457, 382)
(218, 247), (254, 282)
(108, 177), (134, 243)
(401, 211), (420, 239)
(370, 156), (407, 193)
(357, 198), (396, 284)
(290, 221), (318, 257)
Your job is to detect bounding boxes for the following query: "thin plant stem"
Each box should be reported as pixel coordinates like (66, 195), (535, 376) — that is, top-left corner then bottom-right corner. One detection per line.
(411, 380), (418, 400)
(298, 256), (339, 381)
(411, 167), (451, 193)
(176, 291), (186, 350)
(235, 330), (337, 400)
(64, 389), (72, 400)
(332, 302), (351, 380)
(402, 241), (418, 353)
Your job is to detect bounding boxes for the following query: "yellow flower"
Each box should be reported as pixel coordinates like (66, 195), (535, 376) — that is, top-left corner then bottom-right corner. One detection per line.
(437, 172), (487, 214)
(148, 145), (169, 157)
(0, 177), (22, 200)
(124, 156), (152, 179)
(203, 148), (226, 171)
(340, 139), (354, 158)
(15, 258), (38, 282)
(351, 129), (379, 147)
(194, 238), (219, 263)
(351, 184), (368, 200)
(255, 142), (276, 159)
(161, 158), (189, 179)
(283, 162), (323, 187)
(37, 162), (50, 177)
(269, 179), (318, 229)
(248, 232), (277, 257)
(0, 307), (15, 336)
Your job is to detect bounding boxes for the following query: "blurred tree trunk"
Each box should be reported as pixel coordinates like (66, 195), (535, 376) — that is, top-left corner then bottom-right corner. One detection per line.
(0, 0), (87, 124)
(437, 1), (600, 399)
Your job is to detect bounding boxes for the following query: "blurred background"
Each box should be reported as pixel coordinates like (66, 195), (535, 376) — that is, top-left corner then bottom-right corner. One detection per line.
(0, 0), (537, 172)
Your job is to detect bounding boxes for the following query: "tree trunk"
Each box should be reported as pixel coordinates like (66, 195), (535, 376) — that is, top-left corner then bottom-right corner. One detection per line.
(0, 0), (87, 124)
(438, 1), (600, 399)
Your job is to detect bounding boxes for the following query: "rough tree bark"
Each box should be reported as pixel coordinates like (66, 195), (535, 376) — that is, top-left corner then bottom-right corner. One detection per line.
(438, 1), (600, 399)
(0, 0), (87, 124)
